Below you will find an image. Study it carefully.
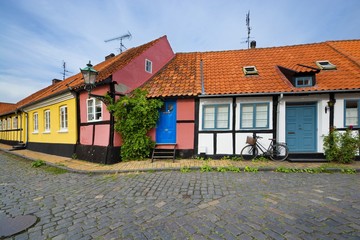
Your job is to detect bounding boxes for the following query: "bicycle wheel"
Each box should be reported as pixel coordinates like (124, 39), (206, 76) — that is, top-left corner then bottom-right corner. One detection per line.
(241, 145), (258, 160)
(269, 143), (289, 161)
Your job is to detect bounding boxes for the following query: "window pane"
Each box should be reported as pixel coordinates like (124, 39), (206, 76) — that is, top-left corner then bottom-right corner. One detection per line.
(203, 106), (215, 129)
(242, 105), (253, 128)
(217, 106), (229, 128)
(256, 104), (268, 128)
(345, 100), (358, 126)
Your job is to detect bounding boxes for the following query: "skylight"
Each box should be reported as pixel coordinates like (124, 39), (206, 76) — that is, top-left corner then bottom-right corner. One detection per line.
(315, 60), (336, 70)
(243, 66), (258, 75)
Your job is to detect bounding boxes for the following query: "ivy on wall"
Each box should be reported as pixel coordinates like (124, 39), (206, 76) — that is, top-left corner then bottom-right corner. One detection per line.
(107, 89), (163, 161)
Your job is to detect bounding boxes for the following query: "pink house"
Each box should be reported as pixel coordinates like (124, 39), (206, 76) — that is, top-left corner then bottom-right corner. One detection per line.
(75, 36), (175, 163)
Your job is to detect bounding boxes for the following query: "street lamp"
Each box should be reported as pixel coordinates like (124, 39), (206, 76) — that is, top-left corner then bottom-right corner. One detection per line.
(80, 61), (98, 94)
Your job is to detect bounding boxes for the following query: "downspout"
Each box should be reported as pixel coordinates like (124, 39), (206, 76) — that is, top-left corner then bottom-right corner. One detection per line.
(276, 93), (284, 141)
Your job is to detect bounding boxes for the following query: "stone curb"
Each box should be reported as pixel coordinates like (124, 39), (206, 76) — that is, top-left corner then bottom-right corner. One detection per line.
(1, 148), (359, 174)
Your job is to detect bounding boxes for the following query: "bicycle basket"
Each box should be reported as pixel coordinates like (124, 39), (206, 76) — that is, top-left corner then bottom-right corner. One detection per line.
(246, 136), (256, 145)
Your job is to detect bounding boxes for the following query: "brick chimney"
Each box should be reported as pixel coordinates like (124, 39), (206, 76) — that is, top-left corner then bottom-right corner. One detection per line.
(105, 53), (115, 60)
(52, 79), (62, 85)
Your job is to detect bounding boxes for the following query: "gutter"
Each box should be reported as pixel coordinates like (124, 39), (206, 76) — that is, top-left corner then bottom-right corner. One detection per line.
(198, 89), (360, 98)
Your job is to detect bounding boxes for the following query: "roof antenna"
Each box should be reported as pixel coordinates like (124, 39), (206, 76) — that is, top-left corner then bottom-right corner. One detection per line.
(246, 11), (251, 49)
(61, 61), (72, 80)
(104, 31), (132, 54)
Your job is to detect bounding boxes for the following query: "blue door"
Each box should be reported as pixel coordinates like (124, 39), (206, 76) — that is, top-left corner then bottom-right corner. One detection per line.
(156, 100), (176, 143)
(286, 104), (317, 152)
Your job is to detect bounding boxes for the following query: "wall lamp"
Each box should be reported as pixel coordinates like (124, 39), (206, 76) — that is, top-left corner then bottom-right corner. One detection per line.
(80, 61), (111, 105)
(325, 99), (336, 114)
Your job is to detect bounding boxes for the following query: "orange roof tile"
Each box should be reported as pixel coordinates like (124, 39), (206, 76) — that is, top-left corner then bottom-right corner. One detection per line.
(0, 102), (17, 115)
(143, 39), (360, 97)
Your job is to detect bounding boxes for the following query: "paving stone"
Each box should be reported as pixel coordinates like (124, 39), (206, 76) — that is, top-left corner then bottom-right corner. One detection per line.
(1, 153), (360, 239)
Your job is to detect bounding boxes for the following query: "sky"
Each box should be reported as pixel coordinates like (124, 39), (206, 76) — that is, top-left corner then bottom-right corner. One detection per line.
(0, 0), (359, 103)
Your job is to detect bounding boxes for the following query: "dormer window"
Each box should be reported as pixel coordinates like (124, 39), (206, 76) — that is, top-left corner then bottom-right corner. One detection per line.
(145, 59), (152, 73)
(295, 76), (313, 87)
(243, 66), (258, 75)
(316, 60), (336, 70)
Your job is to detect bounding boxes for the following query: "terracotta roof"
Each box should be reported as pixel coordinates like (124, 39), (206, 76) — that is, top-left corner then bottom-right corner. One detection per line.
(0, 36), (167, 115)
(0, 102), (17, 115)
(143, 39), (360, 97)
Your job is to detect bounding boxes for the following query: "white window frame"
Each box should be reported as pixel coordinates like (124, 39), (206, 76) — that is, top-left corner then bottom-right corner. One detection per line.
(44, 110), (50, 132)
(59, 106), (68, 132)
(344, 99), (359, 127)
(0, 120), (2, 130)
(243, 66), (258, 75)
(316, 60), (336, 70)
(12, 117), (18, 129)
(2, 119), (6, 130)
(87, 98), (102, 122)
(33, 112), (38, 133)
(145, 59), (152, 73)
(7, 118), (11, 129)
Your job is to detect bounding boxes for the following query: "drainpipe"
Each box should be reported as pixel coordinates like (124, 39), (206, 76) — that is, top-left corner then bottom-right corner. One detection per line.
(276, 93), (284, 142)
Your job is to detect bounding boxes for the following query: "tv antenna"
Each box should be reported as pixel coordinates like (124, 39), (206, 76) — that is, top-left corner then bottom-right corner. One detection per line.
(61, 61), (72, 80)
(104, 31), (132, 53)
(246, 11), (251, 49)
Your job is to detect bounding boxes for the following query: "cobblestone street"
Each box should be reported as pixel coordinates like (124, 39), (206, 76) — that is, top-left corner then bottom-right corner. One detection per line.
(1, 152), (360, 239)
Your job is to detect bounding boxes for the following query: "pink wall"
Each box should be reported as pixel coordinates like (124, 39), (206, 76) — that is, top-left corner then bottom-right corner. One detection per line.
(79, 36), (174, 148)
(176, 99), (195, 149)
(112, 36), (175, 92)
(177, 98), (195, 120)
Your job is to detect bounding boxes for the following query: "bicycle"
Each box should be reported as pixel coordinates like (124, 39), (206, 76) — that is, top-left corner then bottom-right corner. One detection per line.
(240, 136), (289, 161)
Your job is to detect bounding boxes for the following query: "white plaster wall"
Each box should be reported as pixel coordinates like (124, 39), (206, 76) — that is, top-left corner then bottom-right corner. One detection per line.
(216, 133), (233, 154)
(199, 98), (233, 131)
(235, 133), (273, 154)
(198, 133), (213, 154)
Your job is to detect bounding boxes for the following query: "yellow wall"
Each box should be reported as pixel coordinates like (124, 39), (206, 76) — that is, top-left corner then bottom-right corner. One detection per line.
(0, 113), (26, 142)
(27, 98), (77, 144)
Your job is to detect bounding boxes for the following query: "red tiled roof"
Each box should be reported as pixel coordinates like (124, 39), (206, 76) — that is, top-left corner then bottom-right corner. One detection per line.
(0, 102), (17, 115)
(0, 36), (167, 115)
(143, 39), (360, 97)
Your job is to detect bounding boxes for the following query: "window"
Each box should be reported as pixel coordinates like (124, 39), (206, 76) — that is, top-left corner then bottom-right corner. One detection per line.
(295, 76), (313, 87)
(202, 104), (230, 129)
(240, 103), (269, 129)
(345, 100), (359, 127)
(87, 98), (102, 121)
(44, 110), (50, 132)
(7, 118), (11, 129)
(316, 60), (336, 70)
(33, 112), (38, 132)
(12, 117), (18, 129)
(243, 66), (258, 75)
(145, 59), (152, 73)
(60, 106), (68, 131)
(2, 119), (6, 130)
(0, 120), (2, 130)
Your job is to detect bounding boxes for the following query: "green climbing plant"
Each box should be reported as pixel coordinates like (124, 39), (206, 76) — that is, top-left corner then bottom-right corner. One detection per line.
(107, 89), (163, 161)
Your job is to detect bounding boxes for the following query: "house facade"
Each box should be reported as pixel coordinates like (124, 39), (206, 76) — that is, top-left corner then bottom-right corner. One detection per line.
(0, 36), (175, 164)
(143, 40), (360, 160)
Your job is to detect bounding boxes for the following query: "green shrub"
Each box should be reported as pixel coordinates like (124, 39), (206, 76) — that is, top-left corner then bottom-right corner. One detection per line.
(31, 160), (46, 168)
(323, 127), (360, 164)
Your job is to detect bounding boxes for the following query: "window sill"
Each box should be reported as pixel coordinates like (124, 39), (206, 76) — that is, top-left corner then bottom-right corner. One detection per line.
(32, 131), (39, 134)
(58, 129), (68, 133)
(42, 131), (51, 134)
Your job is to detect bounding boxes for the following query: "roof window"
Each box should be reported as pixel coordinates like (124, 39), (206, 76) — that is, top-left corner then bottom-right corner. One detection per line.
(243, 66), (258, 75)
(315, 60), (336, 70)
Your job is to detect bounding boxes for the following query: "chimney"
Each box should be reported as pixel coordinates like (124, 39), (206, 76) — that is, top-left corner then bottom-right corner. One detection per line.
(250, 40), (256, 49)
(52, 79), (62, 85)
(105, 53), (115, 60)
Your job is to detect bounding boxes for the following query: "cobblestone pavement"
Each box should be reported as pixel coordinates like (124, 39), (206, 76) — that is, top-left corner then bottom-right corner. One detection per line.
(1, 153), (360, 240)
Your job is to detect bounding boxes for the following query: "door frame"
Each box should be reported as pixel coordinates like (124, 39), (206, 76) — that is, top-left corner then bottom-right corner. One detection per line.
(285, 102), (318, 152)
(156, 100), (177, 144)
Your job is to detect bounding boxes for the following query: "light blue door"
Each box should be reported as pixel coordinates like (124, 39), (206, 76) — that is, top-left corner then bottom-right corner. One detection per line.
(156, 100), (176, 143)
(286, 104), (317, 152)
